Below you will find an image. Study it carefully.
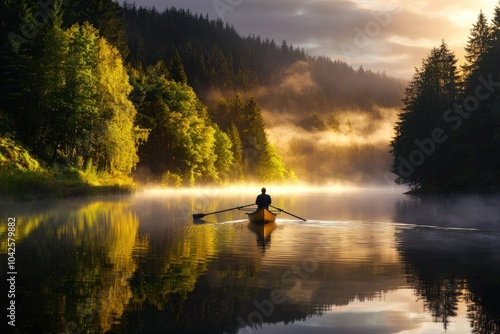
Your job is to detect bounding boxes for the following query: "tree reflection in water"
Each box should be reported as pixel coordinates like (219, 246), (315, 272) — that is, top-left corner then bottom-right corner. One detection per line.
(2, 191), (500, 333)
(395, 195), (500, 333)
(0, 199), (140, 333)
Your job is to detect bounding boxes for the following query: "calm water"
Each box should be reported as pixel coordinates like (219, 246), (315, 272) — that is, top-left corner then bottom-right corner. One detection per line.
(1, 188), (500, 334)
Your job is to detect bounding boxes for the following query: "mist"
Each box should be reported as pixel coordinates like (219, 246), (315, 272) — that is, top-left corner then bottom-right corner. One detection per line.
(202, 57), (405, 186)
(264, 108), (398, 185)
(252, 60), (404, 185)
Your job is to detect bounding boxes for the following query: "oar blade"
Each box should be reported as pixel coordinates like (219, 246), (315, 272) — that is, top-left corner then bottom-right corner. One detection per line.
(192, 203), (255, 220)
(270, 205), (306, 221)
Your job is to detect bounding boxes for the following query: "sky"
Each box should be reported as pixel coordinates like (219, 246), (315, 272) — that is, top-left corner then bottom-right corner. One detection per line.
(129, 0), (499, 79)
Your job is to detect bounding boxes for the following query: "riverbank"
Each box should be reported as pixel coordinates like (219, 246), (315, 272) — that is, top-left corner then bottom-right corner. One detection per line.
(0, 169), (135, 200)
(0, 137), (135, 200)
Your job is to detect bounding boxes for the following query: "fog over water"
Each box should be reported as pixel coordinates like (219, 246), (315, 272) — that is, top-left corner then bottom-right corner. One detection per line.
(242, 59), (405, 185)
(263, 110), (399, 185)
(1, 188), (499, 333)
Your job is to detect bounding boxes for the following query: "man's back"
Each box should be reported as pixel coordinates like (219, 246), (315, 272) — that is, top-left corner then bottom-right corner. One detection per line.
(256, 193), (271, 209)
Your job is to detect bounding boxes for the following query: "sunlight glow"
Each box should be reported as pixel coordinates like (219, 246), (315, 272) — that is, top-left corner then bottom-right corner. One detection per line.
(139, 183), (366, 197)
(389, 35), (437, 48)
(446, 9), (482, 26)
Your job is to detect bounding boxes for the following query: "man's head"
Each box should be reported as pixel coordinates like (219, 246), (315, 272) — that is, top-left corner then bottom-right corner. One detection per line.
(261, 187), (266, 194)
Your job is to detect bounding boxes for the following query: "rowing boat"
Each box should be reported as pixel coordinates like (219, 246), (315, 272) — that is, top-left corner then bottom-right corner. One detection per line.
(247, 208), (277, 224)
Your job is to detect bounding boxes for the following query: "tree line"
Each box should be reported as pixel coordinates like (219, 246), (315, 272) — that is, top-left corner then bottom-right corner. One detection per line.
(391, 3), (500, 192)
(1, 0), (408, 186)
(122, 4), (406, 113)
(0, 0), (293, 185)
(1, 1), (144, 176)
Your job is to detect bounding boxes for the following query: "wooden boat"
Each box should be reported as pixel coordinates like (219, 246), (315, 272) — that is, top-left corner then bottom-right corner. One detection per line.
(247, 208), (277, 224)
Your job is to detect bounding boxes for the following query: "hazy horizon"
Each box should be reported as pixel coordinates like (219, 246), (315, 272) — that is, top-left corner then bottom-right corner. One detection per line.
(129, 0), (499, 79)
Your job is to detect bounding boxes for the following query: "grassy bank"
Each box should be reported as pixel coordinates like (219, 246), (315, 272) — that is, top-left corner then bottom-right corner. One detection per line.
(0, 137), (135, 200)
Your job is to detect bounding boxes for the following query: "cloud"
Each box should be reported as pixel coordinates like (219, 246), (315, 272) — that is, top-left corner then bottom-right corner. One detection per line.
(132, 0), (500, 78)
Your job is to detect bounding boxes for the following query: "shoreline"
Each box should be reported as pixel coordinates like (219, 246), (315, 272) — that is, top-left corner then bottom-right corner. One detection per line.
(0, 170), (136, 201)
(3, 177), (500, 201)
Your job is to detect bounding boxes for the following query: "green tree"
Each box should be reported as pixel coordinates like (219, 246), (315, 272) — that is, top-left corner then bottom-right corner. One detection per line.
(449, 1), (500, 190)
(63, 23), (100, 166)
(238, 97), (268, 177)
(3, 5), (144, 175)
(212, 125), (234, 183)
(208, 95), (291, 182)
(391, 41), (459, 189)
(92, 33), (145, 175)
(227, 123), (244, 180)
(462, 11), (491, 80)
(168, 50), (188, 84)
(63, 0), (129, 59)
(29, 5), (69, 160)
(136, 68), (218, 185)
(0, 0), (39, 137)
(257, 143), (288, 182)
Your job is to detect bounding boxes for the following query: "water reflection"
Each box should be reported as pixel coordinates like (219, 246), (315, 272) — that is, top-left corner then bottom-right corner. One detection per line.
(248, 222), (277, 250)
(1, 190), (499, 333)
(395, 195), (500, 333)
(0, 197), (140, 333)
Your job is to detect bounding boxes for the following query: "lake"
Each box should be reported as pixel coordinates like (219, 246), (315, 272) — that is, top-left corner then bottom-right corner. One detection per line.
(1, 187), (500, 333)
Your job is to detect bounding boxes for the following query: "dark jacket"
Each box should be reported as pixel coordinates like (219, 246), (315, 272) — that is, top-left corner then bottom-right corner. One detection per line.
(256, 193), (272, 209)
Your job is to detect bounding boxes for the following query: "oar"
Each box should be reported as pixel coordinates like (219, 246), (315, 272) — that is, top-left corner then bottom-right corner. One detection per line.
(193, 203), (255, 219)
(270, 205), (307, 221)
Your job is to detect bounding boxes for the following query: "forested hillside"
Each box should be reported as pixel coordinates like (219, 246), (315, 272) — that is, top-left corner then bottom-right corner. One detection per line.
(1, 0), (407, 190)
(123, 4), (407, 184)
(391, 5), (500, 192)
(123, 5), (405, 112)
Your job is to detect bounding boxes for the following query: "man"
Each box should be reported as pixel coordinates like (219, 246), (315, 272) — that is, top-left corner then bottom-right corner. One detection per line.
(256, 187), (272, 209)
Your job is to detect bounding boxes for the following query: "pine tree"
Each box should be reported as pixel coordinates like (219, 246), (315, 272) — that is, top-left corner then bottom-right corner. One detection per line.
(63, 0), (129, 59)
(30, 4), (69, 160)
(227, 123), (244, 180)
(168, 51), (188, 84)
(257, 143), (288, 182)
(212, 125), (234, 183)
(391, 41), (459, 189)
(0, 0), (38, 135)
(492, 1), (500, 41)
(63, 23), (100, 166)
(450, 1), (500, 191)
(238, 97), (268, 177)
(462, 11), (491, 80)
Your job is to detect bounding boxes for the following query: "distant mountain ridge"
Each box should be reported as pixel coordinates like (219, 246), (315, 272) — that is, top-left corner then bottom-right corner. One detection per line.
(123, 5), (407, 114)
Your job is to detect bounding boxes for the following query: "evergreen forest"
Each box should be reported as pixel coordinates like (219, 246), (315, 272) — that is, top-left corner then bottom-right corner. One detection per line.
(391, 5), (500, 192)
(9, 0), (499, 193)
(0, 0), (409, 194)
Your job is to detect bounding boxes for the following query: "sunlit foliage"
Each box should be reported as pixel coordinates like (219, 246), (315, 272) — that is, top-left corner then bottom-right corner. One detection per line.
(210, 95), (291, 182)
(0, 2), (145, 178)
(133, 65), (221, 185)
